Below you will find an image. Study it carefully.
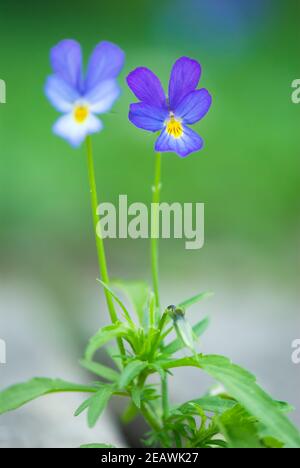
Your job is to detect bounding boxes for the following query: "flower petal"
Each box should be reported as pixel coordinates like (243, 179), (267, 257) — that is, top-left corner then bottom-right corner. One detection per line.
(84, 79), (121, 114)
(128, 102), (167, 132)
(155, 125), (204, 157)
(45, 75), (80, 112)
(53, 113), (102, 147)
(175, 89), (212, 124)
(168, 57), (201, 109)
(127, 67), (166, 108)
(85, 41), (125, 92)
(50, 39), (82, 90)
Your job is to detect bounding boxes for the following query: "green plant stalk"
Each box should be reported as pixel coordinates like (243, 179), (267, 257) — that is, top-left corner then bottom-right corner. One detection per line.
(150, 151), (169, 422)
(85, 136), (125, 361)
(161, 373), (169, 420)
(151, 151), (162, 310)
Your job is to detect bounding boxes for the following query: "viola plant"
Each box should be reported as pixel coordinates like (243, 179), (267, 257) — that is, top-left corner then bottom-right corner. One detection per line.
(0, 42), (300, 449)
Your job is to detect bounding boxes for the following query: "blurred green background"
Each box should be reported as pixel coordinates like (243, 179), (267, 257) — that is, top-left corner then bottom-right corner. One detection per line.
(0, 0), (299, 446)
(0, 0), (299, 281)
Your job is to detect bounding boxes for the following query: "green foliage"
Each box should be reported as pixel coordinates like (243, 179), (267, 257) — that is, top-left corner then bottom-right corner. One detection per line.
(0, 286), (299, 448)
(0, 378), (97, 415)
(112, 280), (151, 326)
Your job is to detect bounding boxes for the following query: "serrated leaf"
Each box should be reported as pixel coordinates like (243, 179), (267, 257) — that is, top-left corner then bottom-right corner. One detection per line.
(178, 291), (213, 309)
(0, 378), (96, 415)
(118, 360), (148, 389)
(85, 322), (129, 361)
(80, 359), (119, 382)
(112, 280), (151, 325)
(87, 386), (114, 428)
(163, 317), (209, 355)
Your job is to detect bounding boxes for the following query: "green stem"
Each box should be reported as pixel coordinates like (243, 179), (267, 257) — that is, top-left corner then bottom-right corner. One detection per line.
(161, 373), (169, 420)
(151, 151), (162, 311)
(150, 152), (170, 430)
(137, 372), (162, 432)
(85, 136), (126, 361)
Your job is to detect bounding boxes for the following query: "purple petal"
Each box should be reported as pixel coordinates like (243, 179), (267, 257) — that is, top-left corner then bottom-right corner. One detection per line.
(175, 89), (212, 124)
(50, 39), (82, 90)
(127, 67), (166, 108)
(155, 125), (204, 157)
(129, 102), (167, 132)
(84, 79), (121, 114)
(85, 41), (125, 92)
(168, 57), (201, 109)
(45, 75), (80, 112)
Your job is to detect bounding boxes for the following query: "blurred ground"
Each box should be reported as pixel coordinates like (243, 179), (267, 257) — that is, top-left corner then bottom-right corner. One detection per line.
(0, 278), (127, 448)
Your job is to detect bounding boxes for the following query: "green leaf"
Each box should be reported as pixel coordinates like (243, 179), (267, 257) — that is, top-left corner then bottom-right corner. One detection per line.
(0, 378), (96, 415)
(97, 280), (135, 326)
(163, 317), (209, 355)
(162, 354), (300, 448)
(173, 316), (196, 353)
(112, 280), (150, 325)
(181, 396), (236, 414)
(218, 405), (263, 448)
(80, 359), (119, 382)
(74, 396), (93, 417)
(87, 386), (114, 428)
(131, 386), (142, 408)
(178, 291), (213, 309)
(85, 322), (128, 361)
(199, 355), (300, 448)
(80, 443), (115, 448)
(118, 360), (148, 389)
(262, 436), (284, 448)
(276, 401), (294, 414)
(122, 402), (139, 423)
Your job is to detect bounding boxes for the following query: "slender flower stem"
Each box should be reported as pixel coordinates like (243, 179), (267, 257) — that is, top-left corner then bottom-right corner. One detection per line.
(151, 151), (162, 310)
(161, 373), (169, 420)
(150, 152), (170, 423)
(85, 136), (126, 360)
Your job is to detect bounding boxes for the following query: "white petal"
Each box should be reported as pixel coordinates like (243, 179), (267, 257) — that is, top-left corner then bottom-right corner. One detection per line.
(84, 79), (121, 114)
(53, 113), (103, 147)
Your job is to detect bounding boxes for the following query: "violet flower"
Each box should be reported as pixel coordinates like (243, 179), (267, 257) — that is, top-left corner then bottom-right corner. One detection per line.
(45, 39), (125, 147)
(127, 57), (212, 157)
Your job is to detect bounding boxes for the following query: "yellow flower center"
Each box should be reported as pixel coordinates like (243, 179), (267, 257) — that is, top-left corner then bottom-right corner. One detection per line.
(74, 105), (89, 123)
(166, 114), (183, 139)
